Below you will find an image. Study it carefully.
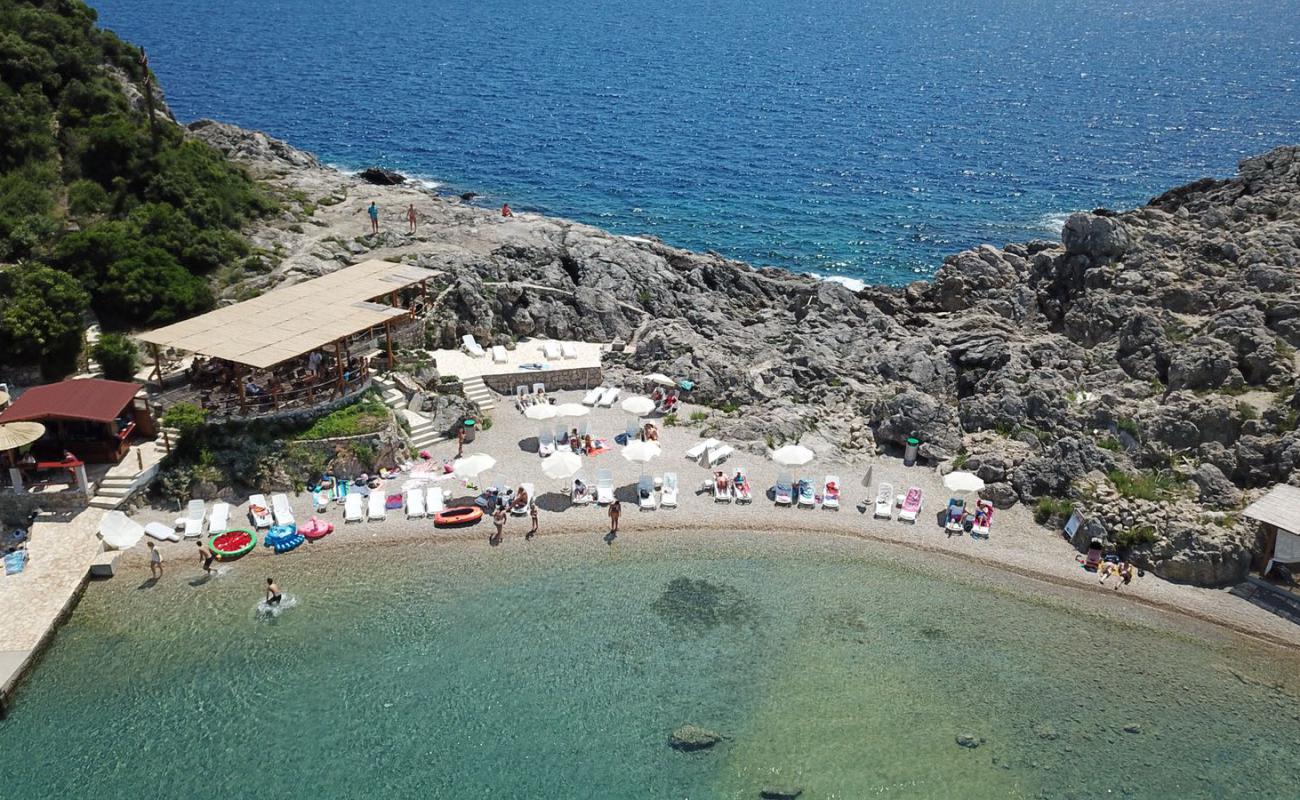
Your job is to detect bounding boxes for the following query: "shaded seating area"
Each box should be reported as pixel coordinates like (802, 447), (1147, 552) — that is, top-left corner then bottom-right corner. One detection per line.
(0, 379), (154, 465)
(137, 260), (434, 420)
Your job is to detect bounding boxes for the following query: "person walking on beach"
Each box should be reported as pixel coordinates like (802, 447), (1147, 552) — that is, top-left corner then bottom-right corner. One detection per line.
(501, 202), (513, 218)
(608, 500), (621, 534)
(528, 504), (538, 541)
(491, 507), (506, 546)
(265, 577), (283, 605)
(197, 541), (216, 575)
(456, 425), (466, 459)
(147, 540), (163, 579)
(407, 203), (417, 234)
(367, 201), (380, 234)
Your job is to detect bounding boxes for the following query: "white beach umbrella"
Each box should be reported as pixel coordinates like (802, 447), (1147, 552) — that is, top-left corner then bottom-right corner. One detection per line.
(541, 451), (583, 480)
(621, 395), (656, 416)
(453, 453), (497, 479)
(524, 404), (557, 421)
(645, 373), (676, 388)
(0, 421), (45, 451)
(770, 444), (814, 467)
(943, 471), (985, 493)
(552, 403), (590, 418)
(622, 440), (662, 474)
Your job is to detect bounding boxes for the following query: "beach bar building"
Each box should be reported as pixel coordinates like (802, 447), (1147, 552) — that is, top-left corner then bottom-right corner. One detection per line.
(137, 260), (433, 421)
(1244, 484), (1300, 577)
(0, 379), (153, 466)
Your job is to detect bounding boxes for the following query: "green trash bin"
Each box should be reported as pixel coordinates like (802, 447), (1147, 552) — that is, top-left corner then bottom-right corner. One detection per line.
(903, 436), (920, 467)
(462, 418), (476, 444)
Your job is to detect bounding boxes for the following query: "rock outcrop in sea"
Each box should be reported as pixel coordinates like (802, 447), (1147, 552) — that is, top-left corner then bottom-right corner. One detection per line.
(190, 119), (1300, 587)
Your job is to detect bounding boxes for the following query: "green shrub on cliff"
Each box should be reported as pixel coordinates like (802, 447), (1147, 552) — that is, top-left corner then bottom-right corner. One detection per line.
(0, 264), (90, 378)
(91, 332), (137, 381)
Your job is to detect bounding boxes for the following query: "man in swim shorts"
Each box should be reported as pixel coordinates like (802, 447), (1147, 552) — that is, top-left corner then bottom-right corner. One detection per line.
(197, 541), (216, 574)
(367, 201), (379, 234)
(147, 540), (162, 579)
(266, 577), (282, 605)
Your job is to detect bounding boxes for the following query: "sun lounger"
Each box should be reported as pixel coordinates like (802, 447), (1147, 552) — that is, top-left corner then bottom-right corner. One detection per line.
(426, 486), (445, 515)
(406, 487), (426, 518)
(945, 497), (966, 533)
(512, 483), (535, 515)
(823, 476), (840, 510)
(183, 499), (206, 537)
(247, 494), (273, 529)
(562, 342), (578, 359)
(582, 386), (605, 406)
(972, 499), (994, 538)
(144, 521), (180, 542)
(733, 468), (753, 503)
(312, 489), (330, 512)
(638, 475), (657, 510)
(598, 386), (621, 407)
(797, 477), (816, 508)
(661, 473), (678, 508)
(344, 492), (363, 522)
(774, 473), (794, 506)
(625, 419), (640, 442)
(334, 481), (350, 504)
(367, 490), (387, 521)
(209, 501), (230, 534)
(712, 471), (732, 502)
(706, 445), (733, 466)
(99, 511), (145, 550)
(543, 341), (562, 360)
(899, 487), (923, 523)
(596, 469), (615, 505)
(685, 438), (720, 460)
(462, 334), (486, 357)
(491, 345), (508, 363)
(572, 473), (593, 505)
(539, 429), (555, 457)
(874, 482), (894, 519)
(271, 493), (295, 527)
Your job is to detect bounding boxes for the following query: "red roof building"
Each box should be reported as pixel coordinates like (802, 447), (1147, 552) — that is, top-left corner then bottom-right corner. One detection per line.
(0, 379), (155, 463)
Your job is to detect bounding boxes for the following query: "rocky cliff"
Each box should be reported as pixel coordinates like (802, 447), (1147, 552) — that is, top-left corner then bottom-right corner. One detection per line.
(190, 119), (1300, 585)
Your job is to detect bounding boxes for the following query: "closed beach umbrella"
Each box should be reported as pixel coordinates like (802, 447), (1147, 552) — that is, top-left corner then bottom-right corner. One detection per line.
(621, 395), (655, 416)
(0, 421), (45, 452)
(524, 404), (557, 421)
(453, 453), (497, 479)
(770, 444), (814, 467)
(622, 440), (662, 474)
(943, 471), (985, 493)
(645, 373), (676, 388)
(552, 403), (590, 418)
(541, 451), (583, 480)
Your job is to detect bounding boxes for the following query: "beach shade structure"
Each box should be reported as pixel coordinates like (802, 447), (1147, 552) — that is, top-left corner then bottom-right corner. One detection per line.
(770, 444), (814, 467)
(943, 471), (986, 494)
(622, 440), (662, 474)
(645, 373), (676, 388)
(524, 404), (557, 421)
(453, 453), (497, 480)
(0, 421), (45, 452)
(0, 390), (9, 408)
(620, 395), (656, 416)
(542, 451), (583, 480)
(552, 403), (590, 419)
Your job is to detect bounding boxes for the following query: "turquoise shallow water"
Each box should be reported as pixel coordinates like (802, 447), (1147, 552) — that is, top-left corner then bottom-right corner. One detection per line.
(3, 532), (1300, 798)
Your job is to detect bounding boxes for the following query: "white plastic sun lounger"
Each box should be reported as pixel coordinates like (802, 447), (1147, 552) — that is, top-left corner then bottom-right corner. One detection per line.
(733, 468), (753, 503)
(344, 492), (364, 523)
(598, 387), (621, 407)
(713, 472), (733, 502)
(685, 438), (720, 461)
(561, 342), (578, 359)
(774, 473), (794, 507)
(706, 445), (733, 466)
(638, 475), (657, 510)
(368, 490), (387, 521)
(582, 386), (605, 406)
(512, 483), (535, 515)
(491, 345), (508, 363)
(899, 486), (923, 523)
(183, 499), (206, 538)
(406, 487), (426, 518)
(209, 501), (230, 535)
(874, 482), (894, 520)
(596, 469), (615, 505)
(797, 477), (816, 508)
(539, 429), (555, 457)
(426, 486), (445, 515)
(271, 493), (295, 527)
(543, 341), (562, 360)
(572, 473), (593, 505)
(462, 334), (486, 358)
(247, 494), (273, 529)
(144, 521), (180, 542)
(823, 475), (841, 510)
(661, 473), (679, 508)
(99, 511), (145, 550)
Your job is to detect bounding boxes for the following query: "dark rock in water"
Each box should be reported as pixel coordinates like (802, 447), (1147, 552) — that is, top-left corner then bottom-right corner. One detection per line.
(652, 577), (754, 634)
(460, 191), (477, 202)
(358, 167), (406, 186)
(1123, 724), (1142, 734)
(759, 785), (803, 799)
(669, 724), (723, 751)
(956, 733), (984, 749)
(1032, 722), (1060, 740)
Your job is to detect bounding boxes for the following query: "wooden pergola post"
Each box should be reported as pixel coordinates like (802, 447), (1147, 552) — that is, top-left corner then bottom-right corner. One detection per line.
(236, 364), (247, 414)
(334, 339), (345, 396)
(384, 320), (395, 369)
(150, 343), (164, 386)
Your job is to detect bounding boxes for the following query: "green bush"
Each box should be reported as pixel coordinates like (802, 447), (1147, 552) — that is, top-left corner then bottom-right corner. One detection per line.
(163, 402), (207, 435)
(294, 394), (389, 440)
(0, 263), (90, 379)
(1033, 497), (1074, 525)
(688, 411), (707, 422)
(1097, 436), (1122, 451)
(1115, 417), (1141, 439)
(91, 332), (137, 380)
(1113, 525), (1157, 549)
(1108, 469), (1177, 501)
(663, 413), (678, 427)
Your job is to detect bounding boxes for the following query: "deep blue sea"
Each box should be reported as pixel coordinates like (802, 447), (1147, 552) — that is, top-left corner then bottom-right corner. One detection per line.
(91, 0), (1299, 284)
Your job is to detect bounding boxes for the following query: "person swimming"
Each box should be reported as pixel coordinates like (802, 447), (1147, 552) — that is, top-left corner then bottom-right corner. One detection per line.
(265, 577), (282, 605)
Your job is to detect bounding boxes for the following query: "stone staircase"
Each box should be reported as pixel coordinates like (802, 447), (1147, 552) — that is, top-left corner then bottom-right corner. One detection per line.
(88, 436), (170, 510)
(461, 376), (496, 411)
(400, 408), (446, 453)
(374, 375), (407, 410)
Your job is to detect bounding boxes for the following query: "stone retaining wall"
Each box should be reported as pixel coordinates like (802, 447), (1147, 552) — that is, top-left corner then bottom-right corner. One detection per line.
(482, 367), (603, 397)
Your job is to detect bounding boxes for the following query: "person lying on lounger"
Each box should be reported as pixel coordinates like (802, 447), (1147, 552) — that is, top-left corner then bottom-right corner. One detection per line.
(714, 472), (731, 493)
(513, 487), (530, 510)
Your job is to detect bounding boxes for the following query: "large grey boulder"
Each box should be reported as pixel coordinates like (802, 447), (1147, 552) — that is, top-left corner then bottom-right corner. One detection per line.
(1192, 463), (1242, 509)
(1062, 212), (1130, 261)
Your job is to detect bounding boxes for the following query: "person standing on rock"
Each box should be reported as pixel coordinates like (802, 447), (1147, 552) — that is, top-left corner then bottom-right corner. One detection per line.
(367, 201), (379, 234)
(407, 203), (417, 234)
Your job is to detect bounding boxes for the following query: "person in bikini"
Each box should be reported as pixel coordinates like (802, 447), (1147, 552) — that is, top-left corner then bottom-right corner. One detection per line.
(266, 577), (283, 605)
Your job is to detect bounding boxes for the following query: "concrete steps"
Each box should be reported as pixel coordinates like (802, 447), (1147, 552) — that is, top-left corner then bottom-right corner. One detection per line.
(88, 437), (171, 510)
(400, 408), (447, 453)
(462, 376), (496, 410)
(372, 375), (407, 409)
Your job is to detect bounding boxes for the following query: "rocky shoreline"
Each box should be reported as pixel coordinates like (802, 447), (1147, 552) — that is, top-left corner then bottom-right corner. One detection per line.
(187, 119), (1300, 586)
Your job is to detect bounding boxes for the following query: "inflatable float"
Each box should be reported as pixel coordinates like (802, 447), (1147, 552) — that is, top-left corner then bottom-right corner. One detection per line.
(300, 517), (334, 541)
(209, 529), (257, 560)
(433, 506), (484, 527)
(265, 524), (305, 554)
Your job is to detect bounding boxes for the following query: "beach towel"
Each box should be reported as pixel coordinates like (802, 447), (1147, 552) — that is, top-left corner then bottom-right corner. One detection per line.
(4, 550), (27, 575)
(385, 494), (403, 510)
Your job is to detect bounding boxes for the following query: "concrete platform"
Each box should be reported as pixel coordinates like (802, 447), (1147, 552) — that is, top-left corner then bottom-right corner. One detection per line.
(431, 337), (603, 380)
